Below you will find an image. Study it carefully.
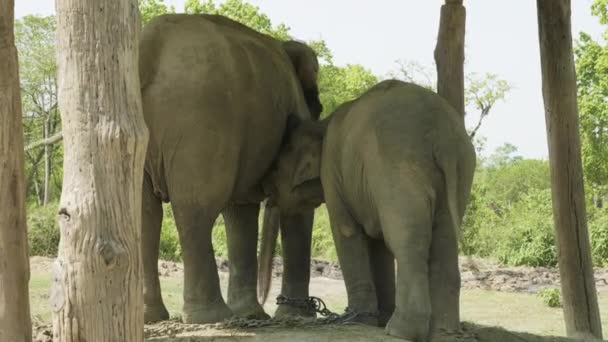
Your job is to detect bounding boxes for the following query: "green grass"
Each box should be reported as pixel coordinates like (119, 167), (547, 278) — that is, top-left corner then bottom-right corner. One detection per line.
(27, 263), (608, 337)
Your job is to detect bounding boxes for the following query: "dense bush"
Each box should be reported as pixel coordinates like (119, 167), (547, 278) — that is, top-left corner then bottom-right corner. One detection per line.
(27, 202), (60, 256)
(589, 206), (608, 266)
(460, 155), (558, 267)
(493, 189), (557, 267)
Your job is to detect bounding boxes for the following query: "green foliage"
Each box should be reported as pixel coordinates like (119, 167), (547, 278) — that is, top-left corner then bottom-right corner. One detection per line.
(319, 64), (378, 118)
(465, 73), (511, 114)
(574, 32), (608, 191)
(538, 288), (562, 308)
(310, 206), (336, 261)
(139, 0), (175, 25)
(16, 15), (63, 205)
(27, 202), (60, 257)
(592, 0), (608, 26)
(460, 145), (557, 267)
(589, 206), (608, 265)
(184, 0), (290, 40)
(494, 189), (556, 267)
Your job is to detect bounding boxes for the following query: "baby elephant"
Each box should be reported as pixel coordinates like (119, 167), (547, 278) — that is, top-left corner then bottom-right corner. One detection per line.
(261, 80), (476, 341)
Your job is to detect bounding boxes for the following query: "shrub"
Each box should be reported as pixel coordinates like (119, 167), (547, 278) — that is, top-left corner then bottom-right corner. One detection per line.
(589, 206), (608, 266)
(538, 288), (562, 308)
(311, 205), (337, 262)
(495, 189), (557, 267)
(27, 202), (60, 256)
(159, 204), (182, 261)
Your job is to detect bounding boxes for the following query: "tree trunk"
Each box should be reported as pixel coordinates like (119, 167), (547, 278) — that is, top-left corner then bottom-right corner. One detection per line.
(536, 0), (602, 339)
(51, 0), (148, 341)
(43, 118), (50, 205)
(0, 0), (33, 341)
(434, 0), (466, 120)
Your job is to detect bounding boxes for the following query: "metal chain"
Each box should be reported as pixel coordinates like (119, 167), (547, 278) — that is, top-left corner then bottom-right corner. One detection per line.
(215, 295), (379, 330)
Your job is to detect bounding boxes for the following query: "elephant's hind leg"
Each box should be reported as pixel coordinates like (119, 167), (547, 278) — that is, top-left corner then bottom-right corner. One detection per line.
(382, 201), (433, 342)
(223, 203), (269, 319)
(326, 190), (378, 325)
(429, 209), (461, 335)
(369, 239), (395, 327)
(172, 203), (233, 324)
(142, 173), (170, 323)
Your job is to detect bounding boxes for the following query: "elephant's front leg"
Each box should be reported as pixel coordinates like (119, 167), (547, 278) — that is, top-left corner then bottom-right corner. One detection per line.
(223, 203), (269, 319)
(274, 209), (316, 318)
(172, 204), (233, 324)
(142, 174), (169, 322)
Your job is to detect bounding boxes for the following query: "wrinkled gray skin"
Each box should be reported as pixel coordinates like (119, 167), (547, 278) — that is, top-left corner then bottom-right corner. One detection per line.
(139, 14), (323, 324)
(261, 80), (476, 341)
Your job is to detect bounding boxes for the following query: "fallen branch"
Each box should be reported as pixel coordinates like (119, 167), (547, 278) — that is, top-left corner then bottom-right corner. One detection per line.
(24, 132), (63, 151)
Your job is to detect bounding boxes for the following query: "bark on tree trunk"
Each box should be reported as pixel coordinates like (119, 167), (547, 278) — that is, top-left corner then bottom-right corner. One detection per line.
(43, 119), (50, 205)
(0, 0), (33, 341)
(536, 0), (602, 339)
(51, 0), (148, 341)
(434, 0), (466, 120)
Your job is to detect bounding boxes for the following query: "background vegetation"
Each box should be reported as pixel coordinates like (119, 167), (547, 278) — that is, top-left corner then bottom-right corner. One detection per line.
(19, 0), (608, 268)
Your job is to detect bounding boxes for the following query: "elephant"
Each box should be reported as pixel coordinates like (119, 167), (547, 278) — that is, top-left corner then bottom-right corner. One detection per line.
(259, 80), (476, 341)
(139, 13), (323, 324)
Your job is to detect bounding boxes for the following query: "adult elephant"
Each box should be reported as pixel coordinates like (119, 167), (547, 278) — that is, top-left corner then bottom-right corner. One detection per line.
(260, 80), (476, 341)
(139, 14), (323, 324)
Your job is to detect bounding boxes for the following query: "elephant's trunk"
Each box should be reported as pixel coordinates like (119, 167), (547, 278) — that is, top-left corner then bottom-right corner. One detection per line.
(258, 201), (280, 304)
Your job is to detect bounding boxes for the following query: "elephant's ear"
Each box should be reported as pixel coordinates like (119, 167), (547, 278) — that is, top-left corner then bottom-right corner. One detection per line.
(283, 41), (316, 89)
(291, 152), (320, 189)
(282, 40), (323, 120)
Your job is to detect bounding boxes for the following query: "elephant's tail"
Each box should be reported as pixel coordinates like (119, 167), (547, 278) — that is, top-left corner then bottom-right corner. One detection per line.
(258, 202), (281, 304)
(435, 138), (476, 238)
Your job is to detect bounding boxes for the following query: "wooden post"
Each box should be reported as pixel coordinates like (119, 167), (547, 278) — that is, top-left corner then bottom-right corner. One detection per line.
(434, 0), (466, 119)
(0, 1), (33, 341)
(536, 0), (602, 339)
(51, 0), (148, 341)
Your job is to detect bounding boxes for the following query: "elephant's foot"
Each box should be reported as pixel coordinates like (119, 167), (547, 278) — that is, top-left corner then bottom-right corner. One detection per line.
(182, 301), (234, 324)
(377, 310), (393, 328)
(274, 303), (316, 319)
(144, 303), (170, 323)
(385, 310), (430, 342)
(229, 301), (270, 320)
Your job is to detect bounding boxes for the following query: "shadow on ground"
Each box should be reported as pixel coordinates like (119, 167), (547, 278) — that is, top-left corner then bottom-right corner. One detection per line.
(143, 322), (591, 342)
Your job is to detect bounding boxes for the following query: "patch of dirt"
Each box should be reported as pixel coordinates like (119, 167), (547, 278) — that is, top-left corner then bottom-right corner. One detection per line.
(32, 324), (53, 342)
(31, 255), (608, 295)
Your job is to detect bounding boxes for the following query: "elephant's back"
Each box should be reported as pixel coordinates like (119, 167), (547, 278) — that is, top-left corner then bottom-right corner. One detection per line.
(334, 80), (468, 159)
(140, 14), (304, 202)
(326, 79), (470, 195)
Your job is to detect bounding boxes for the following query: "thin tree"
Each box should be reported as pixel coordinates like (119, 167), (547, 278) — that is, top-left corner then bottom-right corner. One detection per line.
(537, 0), (602, 339)
(51, 0), (148, 340)
(0, 0), (33, 341)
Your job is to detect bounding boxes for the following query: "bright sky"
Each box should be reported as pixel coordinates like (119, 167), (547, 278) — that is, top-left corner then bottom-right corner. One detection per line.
(16, 0), (605, 159)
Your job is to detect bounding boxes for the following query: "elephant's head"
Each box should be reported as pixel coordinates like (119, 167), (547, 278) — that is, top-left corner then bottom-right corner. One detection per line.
(257, 115), (326, 304)
(283, 41), (323, 120)
(263, 115), (325, 212)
